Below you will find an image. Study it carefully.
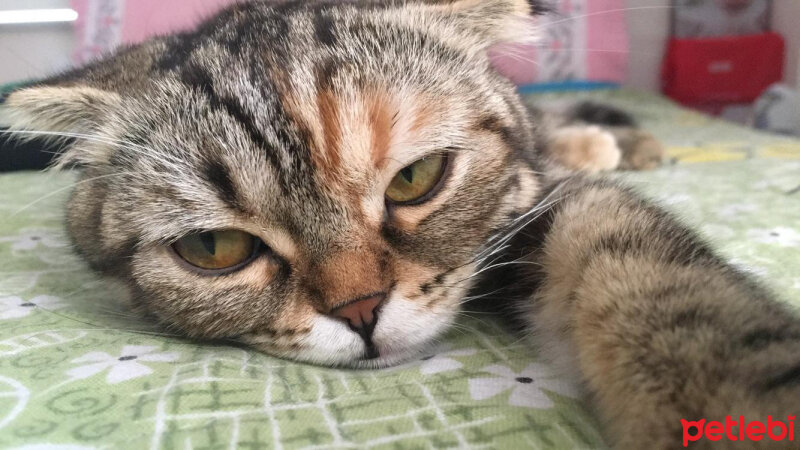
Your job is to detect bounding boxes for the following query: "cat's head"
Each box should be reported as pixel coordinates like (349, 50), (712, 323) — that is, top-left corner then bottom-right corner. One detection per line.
(0, 0), (545, 367)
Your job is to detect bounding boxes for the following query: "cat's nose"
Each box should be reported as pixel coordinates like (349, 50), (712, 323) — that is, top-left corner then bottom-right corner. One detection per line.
(330, 293), (385, 334)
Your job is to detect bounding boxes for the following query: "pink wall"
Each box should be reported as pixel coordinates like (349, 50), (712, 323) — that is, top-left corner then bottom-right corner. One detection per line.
(490, 0), (629, 85)
(71, 0), (239, 62)
(586, 0), (629, 84)
(72, 0), (629, 85)
(120, 0), (237, 43)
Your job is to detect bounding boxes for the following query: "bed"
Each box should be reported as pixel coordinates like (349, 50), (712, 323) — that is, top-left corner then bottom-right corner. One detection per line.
(1, 89), (798, 449)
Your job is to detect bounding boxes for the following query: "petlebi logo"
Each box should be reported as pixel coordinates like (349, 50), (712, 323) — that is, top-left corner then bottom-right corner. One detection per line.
(682, 415), (796, 447)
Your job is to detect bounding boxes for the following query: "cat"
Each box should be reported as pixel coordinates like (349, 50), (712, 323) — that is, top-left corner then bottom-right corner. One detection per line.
(1, 1), (797, 448)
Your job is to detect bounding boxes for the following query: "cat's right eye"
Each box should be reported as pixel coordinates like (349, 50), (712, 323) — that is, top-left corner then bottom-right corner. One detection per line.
(385, 154), (448, 205)
(172, 230), (259, 273)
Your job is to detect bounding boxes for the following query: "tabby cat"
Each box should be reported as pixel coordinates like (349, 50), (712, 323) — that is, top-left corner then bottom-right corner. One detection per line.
(1, 1), (798, 447)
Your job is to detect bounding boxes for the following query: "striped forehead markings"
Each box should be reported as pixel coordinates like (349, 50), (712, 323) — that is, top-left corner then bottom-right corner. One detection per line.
(176, 63), (306, 206)
(477, 115), (513, 142)
(179, 65), (279, 165)
(147, 0), (502, 211)
(314, 8), (338, 46)
(200, 157), (242, 211)
(314, 88), (343, 175)
(368, 93), (394, 167)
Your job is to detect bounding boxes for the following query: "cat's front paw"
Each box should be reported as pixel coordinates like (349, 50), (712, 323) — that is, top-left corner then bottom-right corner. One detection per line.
(547, 125), (622, 173)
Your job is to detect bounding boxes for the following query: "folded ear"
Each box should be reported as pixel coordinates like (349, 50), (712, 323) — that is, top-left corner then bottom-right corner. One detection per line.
(1, 35), (168, 145)
(415, 0), (549, 49)
(0, 84), (121, 135)
(0, 84), (124, 169)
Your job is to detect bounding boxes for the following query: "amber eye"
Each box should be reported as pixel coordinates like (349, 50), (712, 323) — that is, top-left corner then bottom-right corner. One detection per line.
(173, 230), (258, 272)
(385, 154), (447, 205)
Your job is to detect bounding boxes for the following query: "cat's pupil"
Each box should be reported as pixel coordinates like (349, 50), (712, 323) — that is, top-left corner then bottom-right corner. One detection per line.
(401, 167), (414, 184)
(200, 233), (216, 255)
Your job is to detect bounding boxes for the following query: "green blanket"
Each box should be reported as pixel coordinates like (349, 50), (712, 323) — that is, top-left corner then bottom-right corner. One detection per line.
(1, 90), (799, 449)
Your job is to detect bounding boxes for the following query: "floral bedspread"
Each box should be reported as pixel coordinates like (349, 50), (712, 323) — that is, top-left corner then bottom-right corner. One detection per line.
(1, 90), (799, 449)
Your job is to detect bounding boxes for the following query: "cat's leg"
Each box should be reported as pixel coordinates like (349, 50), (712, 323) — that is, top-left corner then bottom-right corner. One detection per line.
(520, 178), (800, 449)
(608, 126), (665, 171)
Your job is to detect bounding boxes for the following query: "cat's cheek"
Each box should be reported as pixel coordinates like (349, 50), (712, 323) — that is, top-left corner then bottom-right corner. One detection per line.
(128, 246), (288, 336)
(371, 294), (459, 357)
(247, 317), (366, 366)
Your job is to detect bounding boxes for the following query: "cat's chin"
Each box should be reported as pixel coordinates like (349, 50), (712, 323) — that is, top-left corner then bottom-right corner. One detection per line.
(248, 340), (433, 370)
(336, 347), (430, 370)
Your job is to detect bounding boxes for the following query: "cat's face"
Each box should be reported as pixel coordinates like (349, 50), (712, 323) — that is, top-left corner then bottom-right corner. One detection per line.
(1, 0), (543, 367)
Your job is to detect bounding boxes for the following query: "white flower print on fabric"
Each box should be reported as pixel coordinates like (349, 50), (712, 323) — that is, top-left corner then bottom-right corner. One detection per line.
(701, 224), (735, 240)
(718, 202), (757, 220)
(729, 259), (770, 278)
(752, 179), (793, 191)
(0, 296), (65, 321)
(659, 194), (692, 206)
(747, 227), (800, 248)
(0, 228), (67, 251)
(469, 364), (578, 409)
(0, 375), (29, 430)
(0, 273), (41, 294)
(419, 348), (477, 375)
(67, 346), (180, 384)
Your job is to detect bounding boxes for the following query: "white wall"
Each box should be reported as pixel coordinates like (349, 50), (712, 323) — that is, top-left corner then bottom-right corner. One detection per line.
(0, 0), (76, 85)
(624, 0), (671, 91)
(772, 0), (800, 88)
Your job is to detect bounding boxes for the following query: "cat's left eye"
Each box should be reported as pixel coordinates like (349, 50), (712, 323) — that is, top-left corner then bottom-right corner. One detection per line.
(172, 230), (259, 273)
(385, 154), (448, 205)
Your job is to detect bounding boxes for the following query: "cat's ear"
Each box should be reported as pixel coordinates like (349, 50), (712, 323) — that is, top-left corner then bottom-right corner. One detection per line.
(0, 84), (121, 135)
(414, 0), (549, 49)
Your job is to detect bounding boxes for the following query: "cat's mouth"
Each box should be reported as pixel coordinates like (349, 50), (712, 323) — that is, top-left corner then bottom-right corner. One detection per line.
(243, 295), (458, 369)
(350, 294), (458, 368)
(347, 321), (381, 361)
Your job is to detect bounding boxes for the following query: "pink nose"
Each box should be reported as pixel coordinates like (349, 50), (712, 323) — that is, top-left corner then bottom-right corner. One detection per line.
(331, 294), (385, 331)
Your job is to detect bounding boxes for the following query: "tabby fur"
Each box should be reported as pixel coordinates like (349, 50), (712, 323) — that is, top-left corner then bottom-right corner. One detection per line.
(1, 1), (797, 447)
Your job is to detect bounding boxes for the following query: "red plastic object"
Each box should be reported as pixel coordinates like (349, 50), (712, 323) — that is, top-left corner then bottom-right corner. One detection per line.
(662, 32), (785, 106)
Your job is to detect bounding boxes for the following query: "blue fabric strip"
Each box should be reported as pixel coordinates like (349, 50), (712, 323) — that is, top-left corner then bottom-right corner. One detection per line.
(517, 81), (621, 94)
(0, 80), (36, 104)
